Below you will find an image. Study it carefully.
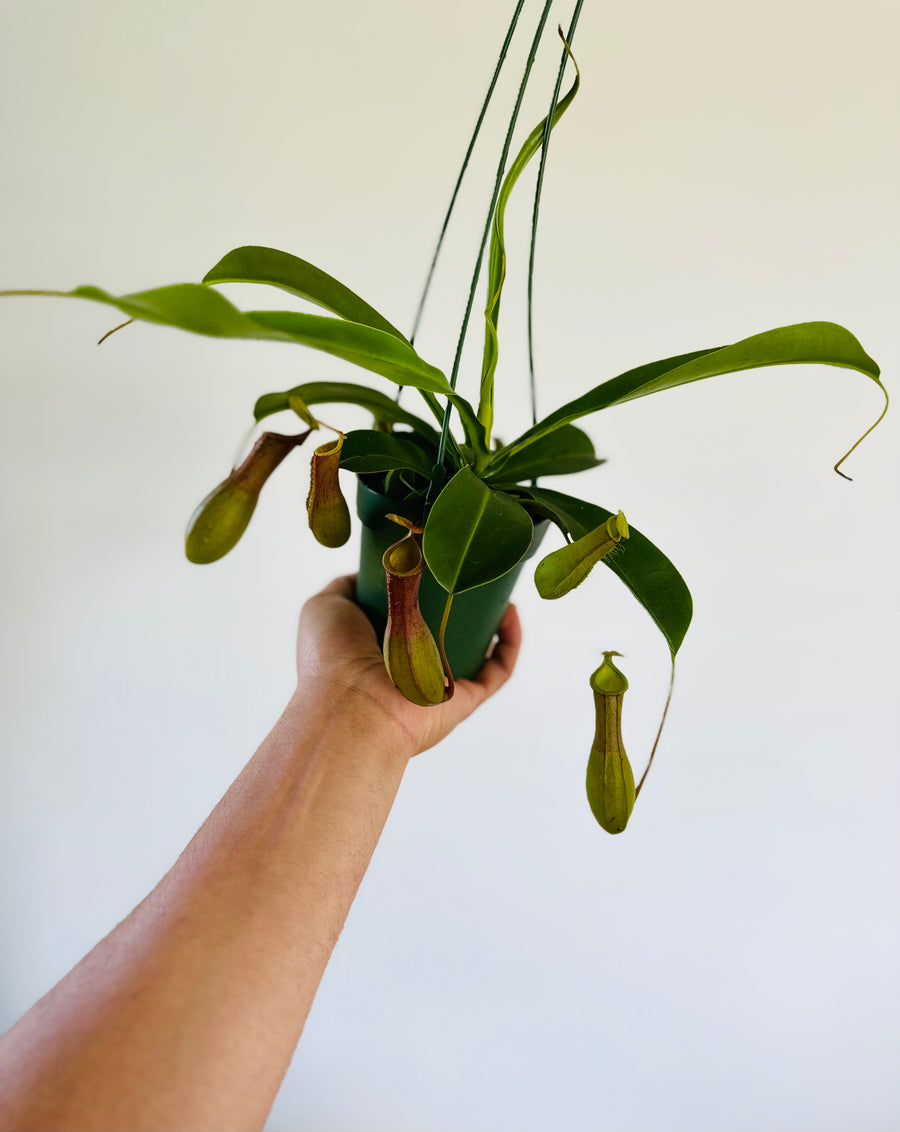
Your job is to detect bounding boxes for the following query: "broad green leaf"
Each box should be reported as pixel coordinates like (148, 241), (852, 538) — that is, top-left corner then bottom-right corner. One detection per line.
(478, 42), (580, 438)
(254, 381), (441, 445)
(484, 424), (603, 483)
(254, 379), (485, 465)
(243, 310), (449, 392)
(501, 322), (884, 467)
(520, 486), (692, 657)
(72, 283), (270, 337)
(339, 430), (434, 477)
(202, 245), (407, 341)
(423, 466), (534, 594)
(8, 285), (450, 395)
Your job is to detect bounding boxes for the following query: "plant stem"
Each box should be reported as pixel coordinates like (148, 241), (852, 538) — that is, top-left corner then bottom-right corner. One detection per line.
(527, 0), (585, 428)
(429, 0), (556, 502)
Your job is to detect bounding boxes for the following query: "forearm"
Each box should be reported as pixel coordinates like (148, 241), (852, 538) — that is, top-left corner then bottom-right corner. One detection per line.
(0, 686), (411, 1132)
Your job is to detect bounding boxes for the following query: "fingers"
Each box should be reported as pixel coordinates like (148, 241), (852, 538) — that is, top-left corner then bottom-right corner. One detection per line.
(317, 573), (358, 600)
(297, 574), (366, 651)
(298, 584), (520, 748)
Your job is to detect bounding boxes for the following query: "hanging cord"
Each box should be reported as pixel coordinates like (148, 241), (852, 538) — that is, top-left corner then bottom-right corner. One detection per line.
(407, 0), (527, 353)
(527, 0), (585, 427)
(428, 0), (557, 501)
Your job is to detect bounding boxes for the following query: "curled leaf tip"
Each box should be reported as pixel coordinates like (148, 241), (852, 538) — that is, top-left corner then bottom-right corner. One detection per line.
(307, 435), (351, 547)
(833, 380), (889, 481)
(97, 318), (133, 345)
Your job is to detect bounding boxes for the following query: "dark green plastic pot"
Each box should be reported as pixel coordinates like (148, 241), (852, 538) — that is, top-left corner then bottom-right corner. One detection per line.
(355, 477), (546, 680)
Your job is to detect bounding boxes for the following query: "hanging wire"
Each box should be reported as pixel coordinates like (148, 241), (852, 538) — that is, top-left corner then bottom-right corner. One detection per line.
(407, 0), (527, 351)
(430, 0), (557, 491)
(527, 0), (586, 427)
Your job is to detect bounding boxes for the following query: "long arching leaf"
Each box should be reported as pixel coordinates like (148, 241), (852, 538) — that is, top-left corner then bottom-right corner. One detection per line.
(491, 322), (884, 474)
(339, 430), (434, 477)
(245, 309), (449, 391)
(254, 381), (441, 444)
(202, 245), (407, 341)
(1, 285), (449, 394)
(254, 379), (485, 466)
(483, 423), (602, 483)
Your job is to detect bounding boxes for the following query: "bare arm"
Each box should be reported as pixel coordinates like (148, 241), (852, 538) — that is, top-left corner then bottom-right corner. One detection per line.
(0, 576), (521, 1132)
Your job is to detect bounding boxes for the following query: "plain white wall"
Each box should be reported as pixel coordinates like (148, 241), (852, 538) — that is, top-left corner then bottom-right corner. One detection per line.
(1, 2), (898, 1130)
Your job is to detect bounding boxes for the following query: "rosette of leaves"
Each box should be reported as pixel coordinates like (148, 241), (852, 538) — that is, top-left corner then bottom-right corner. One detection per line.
(1, 11), (886, 830)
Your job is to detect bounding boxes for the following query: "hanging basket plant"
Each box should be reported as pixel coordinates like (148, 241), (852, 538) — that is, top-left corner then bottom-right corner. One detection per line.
(1, 5), (887, 834)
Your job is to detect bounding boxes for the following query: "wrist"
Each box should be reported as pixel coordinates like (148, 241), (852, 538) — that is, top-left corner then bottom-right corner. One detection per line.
(286, 681), (416, 767)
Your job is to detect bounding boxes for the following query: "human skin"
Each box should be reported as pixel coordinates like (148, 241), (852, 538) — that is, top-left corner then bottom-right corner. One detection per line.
(0, 575), (522, 1132)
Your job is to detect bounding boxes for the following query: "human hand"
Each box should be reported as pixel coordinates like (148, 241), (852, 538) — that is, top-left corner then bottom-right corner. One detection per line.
(294, 575), (522, 758)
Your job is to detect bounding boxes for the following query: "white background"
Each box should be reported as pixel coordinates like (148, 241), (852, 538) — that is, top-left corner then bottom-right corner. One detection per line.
(1, 2), (898, 1129)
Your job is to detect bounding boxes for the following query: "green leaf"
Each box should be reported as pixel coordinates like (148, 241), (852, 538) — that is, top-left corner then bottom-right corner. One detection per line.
(423, 466), (534, 595)
(485, 424), (603, 483)
(520, 486), (693, 657)
(254, 381), (441, 445)
(244, 309), (449, 392)
(502, 322), (884, 466)
(71, 283), (268, 337)
(17, 284), (450, 395)
(202, 245), (407, 341)
(339, 430), (434, 477)
(478, 41), (580, 439)
(446, 391), (491, 468)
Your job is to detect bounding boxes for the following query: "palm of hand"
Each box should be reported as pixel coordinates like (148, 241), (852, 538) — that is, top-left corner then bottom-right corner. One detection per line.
(295, 576), (521, 757)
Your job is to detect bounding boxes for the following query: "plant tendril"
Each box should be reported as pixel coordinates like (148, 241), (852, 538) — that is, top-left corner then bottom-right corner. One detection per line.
(833, 382), (889, 480)
(97, 318), (133, 345)
(396, 0), (526, 413)
(528, 1), (585, 427)
(634, 659), (675, 799)
(407, 1), (526, 352)
(429, 0), (556, 505)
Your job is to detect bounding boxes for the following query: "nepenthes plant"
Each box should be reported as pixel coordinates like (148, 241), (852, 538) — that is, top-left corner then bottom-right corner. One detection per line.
(0, 3), (887, 834)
